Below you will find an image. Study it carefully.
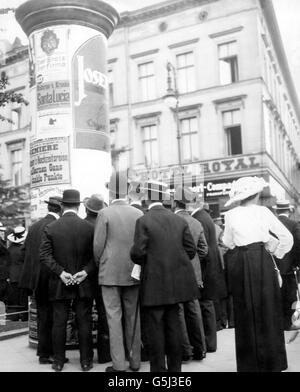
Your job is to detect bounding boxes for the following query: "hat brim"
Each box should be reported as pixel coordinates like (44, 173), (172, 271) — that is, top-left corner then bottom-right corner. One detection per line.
(61, 200), (83, 204)
(7, 232), (27, 244)
(224, 189), (260, 208)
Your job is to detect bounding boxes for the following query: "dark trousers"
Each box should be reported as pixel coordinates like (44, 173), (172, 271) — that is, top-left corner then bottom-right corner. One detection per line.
(179, 300), (206, 357)
(214, 299), (228, 330)
(52, 298), (93, 365)
(199, 299), (217, 352)
(145, 304), (182, 372)
(95, 288), (111, 362)
(35, 286), (53, 359)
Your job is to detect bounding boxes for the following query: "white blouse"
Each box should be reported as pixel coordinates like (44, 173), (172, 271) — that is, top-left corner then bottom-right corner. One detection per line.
(223, 205), (293, 259)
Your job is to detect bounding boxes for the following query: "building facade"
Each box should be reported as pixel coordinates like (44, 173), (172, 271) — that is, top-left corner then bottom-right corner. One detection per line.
(108, 0), (300, 217)
(1, 0), (300, 219)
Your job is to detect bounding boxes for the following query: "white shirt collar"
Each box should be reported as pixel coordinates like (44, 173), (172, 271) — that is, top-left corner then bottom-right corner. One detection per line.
(130, 200), (142, 206)
(149, 202), (163, 210)
(191, 207), (202, 217)
(174, 209), (186, 214)
(48, 212), (60, 220)
(111, 198), (127, 205)
(63, 209), (78, 216)
(278, 213), (289, 217)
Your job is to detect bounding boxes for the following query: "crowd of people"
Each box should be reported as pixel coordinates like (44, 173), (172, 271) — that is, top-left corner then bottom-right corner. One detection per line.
(0, 173), (300, 373)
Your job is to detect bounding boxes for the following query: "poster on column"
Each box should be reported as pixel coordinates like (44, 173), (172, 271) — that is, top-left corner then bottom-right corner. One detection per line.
(72, 35), (110, 152)
(30, 136), (71, 189)
(33, 27), (71, 136)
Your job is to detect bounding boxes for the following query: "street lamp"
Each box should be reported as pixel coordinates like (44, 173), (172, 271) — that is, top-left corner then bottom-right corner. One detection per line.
(163, 61), (182, 167)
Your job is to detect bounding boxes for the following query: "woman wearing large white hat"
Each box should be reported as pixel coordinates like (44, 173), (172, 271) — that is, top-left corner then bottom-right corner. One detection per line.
(223, 176), (294, 372)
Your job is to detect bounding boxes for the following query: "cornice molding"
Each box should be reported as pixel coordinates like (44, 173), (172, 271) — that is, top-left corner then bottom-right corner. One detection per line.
(209, 26), (244, 39)
(118, 0), (218, 28)
(213, 94), (247, 106)
(130, 48), (159, 60)
(168, 38), (199, 50)
(133, 111), (162, 121)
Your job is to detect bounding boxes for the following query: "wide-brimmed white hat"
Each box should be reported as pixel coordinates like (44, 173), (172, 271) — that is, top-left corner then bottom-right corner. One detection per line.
(7, 226), (27, 244)
(224, 176), (268, 207)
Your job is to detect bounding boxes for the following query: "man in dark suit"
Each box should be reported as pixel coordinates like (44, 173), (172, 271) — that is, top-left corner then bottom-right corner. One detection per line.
(174, 187), (208, 362)
(19, 196), (62, 364)
(83, 194), (111, 364)
(40, 189), (96, 372)
(131, 180), (198, 372)
(191, 203), (227, 352)
(273, 200), (300, 330)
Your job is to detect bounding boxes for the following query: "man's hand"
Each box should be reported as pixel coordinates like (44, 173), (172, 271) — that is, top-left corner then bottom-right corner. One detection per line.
(72, 270), (88, 285)
(60, 271), (74, 286)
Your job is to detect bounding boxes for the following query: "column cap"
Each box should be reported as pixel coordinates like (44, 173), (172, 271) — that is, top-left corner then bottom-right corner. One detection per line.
(15, 0), (119, 38)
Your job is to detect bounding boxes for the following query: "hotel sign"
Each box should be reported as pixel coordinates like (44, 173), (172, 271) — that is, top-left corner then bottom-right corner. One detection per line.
(202, 155), (261, 174)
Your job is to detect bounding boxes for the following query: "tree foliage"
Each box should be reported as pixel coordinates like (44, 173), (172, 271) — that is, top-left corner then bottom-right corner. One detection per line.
(0, 73), (29, 123)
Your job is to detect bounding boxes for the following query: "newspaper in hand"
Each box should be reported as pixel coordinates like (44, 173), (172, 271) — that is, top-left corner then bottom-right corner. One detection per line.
(131, 264), (141, 281)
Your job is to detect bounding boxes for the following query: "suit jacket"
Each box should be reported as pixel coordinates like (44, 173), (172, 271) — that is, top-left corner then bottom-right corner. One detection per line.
(130, 205), (199, 307)
(192, 208), (227, 300)
(0, 242), (8, 281)
(7, 243), (24, 283)
(40, 212), (96, 301)
(175, 210), (208, 287)
(93, 200), (143, 286)
(277, 215), (300, 274)
(19, 214), (57, 292)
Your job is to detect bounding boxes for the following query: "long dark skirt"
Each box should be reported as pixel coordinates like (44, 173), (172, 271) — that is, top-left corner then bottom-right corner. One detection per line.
(227, 243), (287, 372)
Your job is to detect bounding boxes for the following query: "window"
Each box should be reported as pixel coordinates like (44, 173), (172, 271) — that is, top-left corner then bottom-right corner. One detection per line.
(218, 41), (238, 85)
(176, 52), (195, 93)
(222, 109), (242, 155)
(11, 107), (21, 130)
(138, 62), (155, 101)
(142, 124), (158, 167)
(180, 117), (199, 162)
(11, 148), (23, 186)
(108, 70), (114, 107)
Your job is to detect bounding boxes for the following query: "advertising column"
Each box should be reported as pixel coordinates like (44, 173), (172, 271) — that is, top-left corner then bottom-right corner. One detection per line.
(16, 0), (119, 346)
(16, 0), (119, 219)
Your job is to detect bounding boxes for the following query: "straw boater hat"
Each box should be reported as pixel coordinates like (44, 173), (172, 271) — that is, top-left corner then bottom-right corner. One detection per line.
(224, 176), (268, 208)
(272, 199), (294, 212)
(7, 226), (27, 244)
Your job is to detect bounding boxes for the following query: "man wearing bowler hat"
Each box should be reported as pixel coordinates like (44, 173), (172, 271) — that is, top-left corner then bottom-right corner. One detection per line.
(40, 189), (96, 372)
(130, 180), (199, 372)
(19, 196), (62, 365)
(273, 199), (300, 330)
(94, 171), (143, 372)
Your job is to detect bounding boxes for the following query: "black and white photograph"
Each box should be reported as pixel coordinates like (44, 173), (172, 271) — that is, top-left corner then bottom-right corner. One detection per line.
(0, 0), (300, 376)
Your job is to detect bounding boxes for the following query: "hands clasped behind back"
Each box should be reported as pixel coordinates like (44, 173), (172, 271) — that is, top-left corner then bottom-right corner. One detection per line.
(59, 270), (88, 286)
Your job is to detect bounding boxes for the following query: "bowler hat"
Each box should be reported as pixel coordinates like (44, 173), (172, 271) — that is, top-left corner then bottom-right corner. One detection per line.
(174, 186), (196, 205)
(84, 195), (104, 213)
(44, 196), (62, 207)
(61, 189), (81, 204)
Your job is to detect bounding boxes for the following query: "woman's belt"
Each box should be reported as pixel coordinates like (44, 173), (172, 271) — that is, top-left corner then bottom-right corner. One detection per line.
(236, 242), (265, 251)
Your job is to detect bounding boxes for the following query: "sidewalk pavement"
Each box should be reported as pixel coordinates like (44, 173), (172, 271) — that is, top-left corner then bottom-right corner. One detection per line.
(0, 328), (300, 372)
